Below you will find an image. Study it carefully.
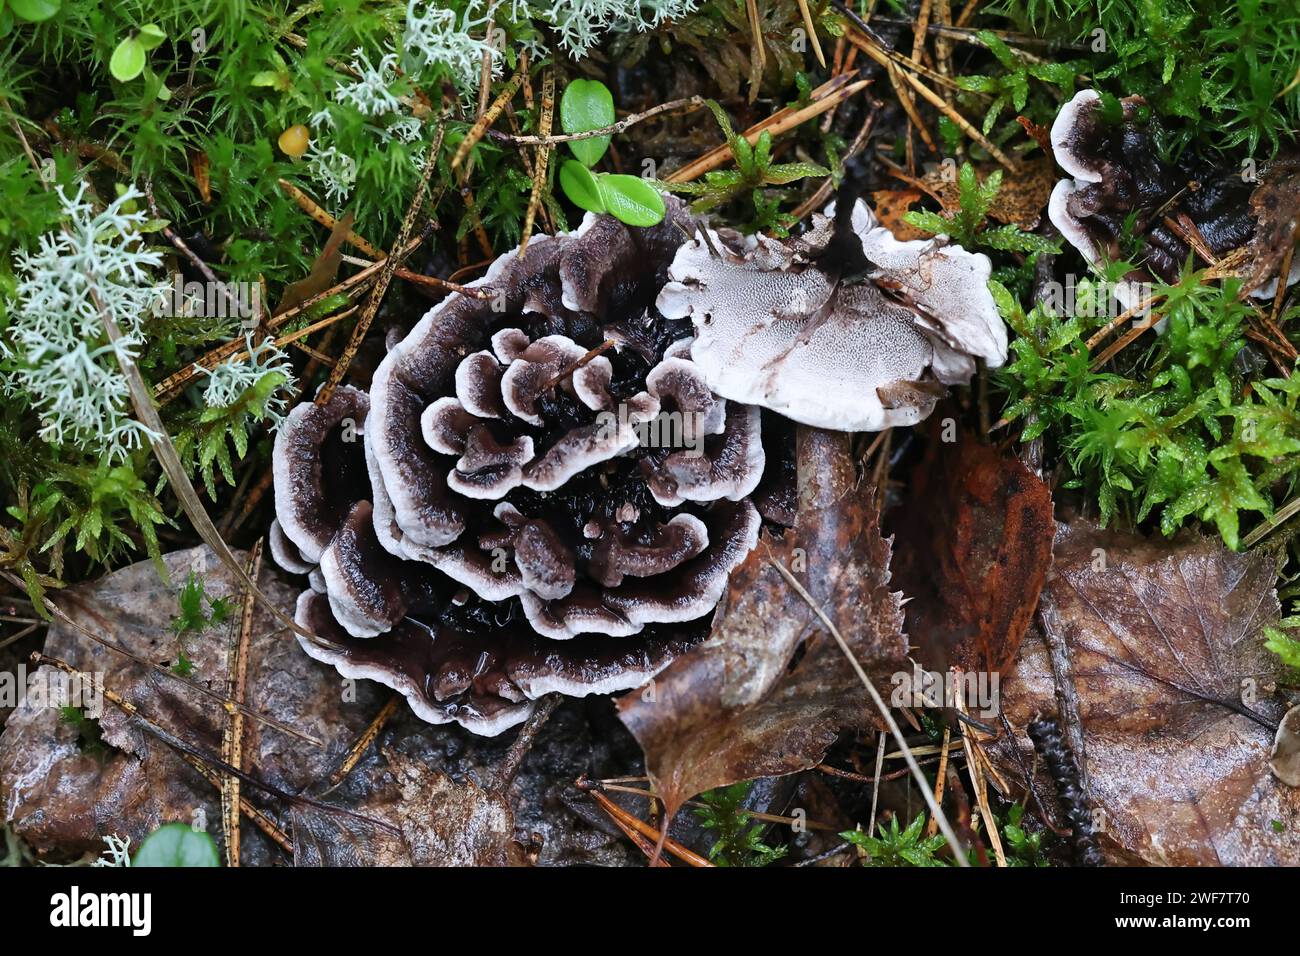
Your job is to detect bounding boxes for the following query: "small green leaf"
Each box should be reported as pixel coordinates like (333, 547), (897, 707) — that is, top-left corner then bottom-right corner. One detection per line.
(560, 78), (615, 167)
(597, 174), (666, 227)
(138, 22), (165, 50)
(133, 823), (219, 867)
(109, 36), (146, 82)
(9, 0), (61, 23)
(559, 159), (606, 213)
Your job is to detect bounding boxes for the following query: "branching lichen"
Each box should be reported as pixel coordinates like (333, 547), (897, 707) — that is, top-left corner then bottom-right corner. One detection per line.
(2, 183), (163, 461)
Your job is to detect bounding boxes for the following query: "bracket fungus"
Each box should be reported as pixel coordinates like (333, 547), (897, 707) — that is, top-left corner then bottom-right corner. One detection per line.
(272, 200), (766, 734)
(1048, 89), (1300, 311)
(655, 199), (1006, 432)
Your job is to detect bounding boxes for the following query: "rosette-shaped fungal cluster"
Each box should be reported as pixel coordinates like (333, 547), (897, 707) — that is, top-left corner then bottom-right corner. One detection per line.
(271, 202), (765, 734)
(656, 198), (1006, 432)
(1049, 89), (1300, 310)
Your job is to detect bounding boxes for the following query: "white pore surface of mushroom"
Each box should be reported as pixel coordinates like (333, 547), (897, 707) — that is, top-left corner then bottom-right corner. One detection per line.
(655, 198), (1006, 432)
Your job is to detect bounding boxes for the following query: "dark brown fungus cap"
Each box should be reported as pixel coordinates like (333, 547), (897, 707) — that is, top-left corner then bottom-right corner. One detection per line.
(272, 201), (765, 734)
(1049, 90), (1300, 309)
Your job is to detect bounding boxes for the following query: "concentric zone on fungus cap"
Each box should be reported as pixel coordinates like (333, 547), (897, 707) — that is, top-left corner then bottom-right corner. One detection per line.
(271, 201), (765, 735)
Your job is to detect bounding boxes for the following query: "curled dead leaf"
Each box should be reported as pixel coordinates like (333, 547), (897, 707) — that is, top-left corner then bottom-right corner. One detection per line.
(886, 422), (1054, 675)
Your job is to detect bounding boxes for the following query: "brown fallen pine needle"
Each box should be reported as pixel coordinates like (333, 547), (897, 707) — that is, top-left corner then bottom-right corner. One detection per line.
(338, 253), (494, 298)
(597, 781), (839, 832)
(844, 25), (1020, 173)
(745, 0), (766, 72)
(520, 67), (554, 257)
(667, 75), (871, 183)
(1083, 289), (1167, 351)
(317, 119), (444, 405)
(912, 0), (934, 64)
(581, 782), (713, 867)
(956, 685), (1006, 866)
(221, 540), (262, 868)
(321, 694), (402, 795)
(924, 720), (953, 840)
(868, 730), (886, 840)
(450, 63), (525, 173)
(278, 178), (385, 259)
(796, 0), (827, 67)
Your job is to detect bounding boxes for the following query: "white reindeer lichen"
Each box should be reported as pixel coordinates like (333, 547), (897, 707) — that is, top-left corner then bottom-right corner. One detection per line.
(538, 0), (701, 57)
(2, 183), (163, 460)
(305, 144), (358, 205)
(333, 48), (402, 117)
(198, 332), (297, 429)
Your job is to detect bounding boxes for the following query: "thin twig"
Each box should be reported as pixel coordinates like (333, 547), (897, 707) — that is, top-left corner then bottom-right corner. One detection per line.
(35, 653), (293, 853)
(488, 97), (707, 146)
(321, 694), (402, 795)
(221, 541), (262, 867)
(3, 570), (320, 745)
(667, 76), (872, 184)
(278, 179), (384, 259)
(450, 65), (525, 172)
(495, 694), (562, 791)
(797, 0), (827, 67)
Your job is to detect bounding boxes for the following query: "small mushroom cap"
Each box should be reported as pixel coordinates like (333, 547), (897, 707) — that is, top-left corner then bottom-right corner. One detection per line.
(656, 200), (1005, 432)
(1048, 89), (1300, 312)
(272, 385), (371, 565)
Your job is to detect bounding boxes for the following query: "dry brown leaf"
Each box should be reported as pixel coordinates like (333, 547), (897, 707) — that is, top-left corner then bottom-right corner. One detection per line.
(293, 751), (526, 866)
(1245, 153), (1300, 296)
(0, 546), (383, 863)
(992, 520), (1300, 865)
(191, 151), (212, 205)
(1272, 704), (1300, 787)
(273, 209), (355, 316)
(616, 428), (908, 819)
(927, 156), (1057, 230)
(886, 423), (1054, 674)
(871, 187), (930, 241)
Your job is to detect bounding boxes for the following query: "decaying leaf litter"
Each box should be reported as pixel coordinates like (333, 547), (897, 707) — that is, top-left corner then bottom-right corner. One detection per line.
(2, 1), (1300, 868)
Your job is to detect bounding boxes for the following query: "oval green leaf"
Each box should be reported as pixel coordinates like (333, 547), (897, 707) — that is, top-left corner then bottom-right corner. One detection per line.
(597, 174), (666, 228)
(560, 78), (615, 168)
(9, 0), (61, 23)
(132, 823), (220, 867)
(138, 22), (166, 50)
(109, 36), (146, 82)
(559, 159), (606, 214)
